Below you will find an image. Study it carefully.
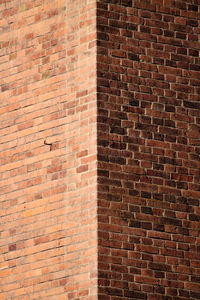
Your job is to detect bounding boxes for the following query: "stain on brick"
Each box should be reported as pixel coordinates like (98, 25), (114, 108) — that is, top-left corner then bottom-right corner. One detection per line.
(1, 84), (9, 92)
(9, 244), (16, 252)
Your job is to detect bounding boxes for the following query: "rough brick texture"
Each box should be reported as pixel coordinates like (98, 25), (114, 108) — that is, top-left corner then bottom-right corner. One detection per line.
(97, 0), (200, 299)
(1, 0), (200, 299)
(0, 0), (97, 299)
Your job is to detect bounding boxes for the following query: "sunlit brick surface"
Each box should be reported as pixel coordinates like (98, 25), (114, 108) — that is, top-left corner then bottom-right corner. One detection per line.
(0, 1), (97, 299)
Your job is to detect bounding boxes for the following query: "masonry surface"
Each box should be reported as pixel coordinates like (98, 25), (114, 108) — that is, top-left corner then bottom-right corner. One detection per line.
(0, 0), (200, 299)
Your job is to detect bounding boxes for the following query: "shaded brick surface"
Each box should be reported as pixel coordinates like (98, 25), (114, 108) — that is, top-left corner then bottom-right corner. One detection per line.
(97, 0), (200, 299)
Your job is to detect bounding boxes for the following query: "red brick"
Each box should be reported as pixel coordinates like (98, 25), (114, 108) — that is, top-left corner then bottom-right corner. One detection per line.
(96, 0), (200, 298)
(0, 0), (97, 298)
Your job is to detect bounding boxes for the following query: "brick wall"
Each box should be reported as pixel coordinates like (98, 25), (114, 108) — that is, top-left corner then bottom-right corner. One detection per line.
(1, 0), (200, 299)
(0, 0), (97, 299)
(97, 0), (200, 299)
